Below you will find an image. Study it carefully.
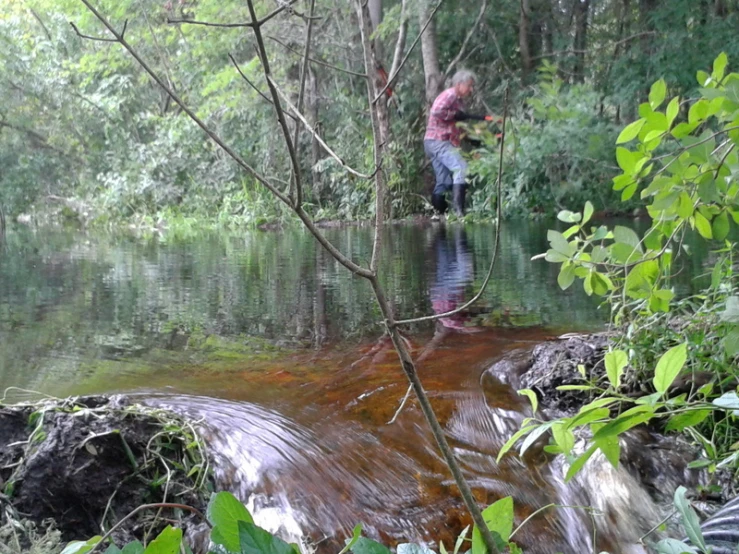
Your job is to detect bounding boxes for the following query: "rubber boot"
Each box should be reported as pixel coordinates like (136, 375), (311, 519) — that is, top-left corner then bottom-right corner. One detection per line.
(452, 183), (466, 216)
(431, 193), (447, 214)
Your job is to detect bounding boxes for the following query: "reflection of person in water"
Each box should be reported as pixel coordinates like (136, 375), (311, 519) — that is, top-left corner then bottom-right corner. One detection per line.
(429, 225), (482, 333)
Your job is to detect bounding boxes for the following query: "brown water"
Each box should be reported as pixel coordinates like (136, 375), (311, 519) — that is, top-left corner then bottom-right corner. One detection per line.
(0, 221), (713, 552)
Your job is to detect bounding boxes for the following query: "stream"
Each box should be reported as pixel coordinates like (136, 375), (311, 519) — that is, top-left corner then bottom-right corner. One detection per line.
(0, 221), (716, 552)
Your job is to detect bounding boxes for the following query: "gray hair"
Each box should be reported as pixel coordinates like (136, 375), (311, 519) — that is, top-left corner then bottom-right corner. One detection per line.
(451, 69), (476, 87)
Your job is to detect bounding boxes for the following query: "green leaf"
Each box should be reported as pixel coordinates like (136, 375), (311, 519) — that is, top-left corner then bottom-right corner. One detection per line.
(472, 497), (514, 554)
(621, 183), (637, 201)
(697, 70), (711, 86)
(713, 52), (728, 82)
(519, 421), (555, 456)
(674, 487), (706, 551)
(338, 524), (363, 554)
(616, 119), (646, 144)
(595, 434), (620, 467)
(677, 192), (694, 219)
(582, 201), (594, 225)
(604, 350), (628, 389)
(557, 210), (581, 223)
(565, 444), (597, 482)
(547, 230), (572, 256)
(666, 97), (680, 127)
(556, 385), (593, 391)
(121, 542), (144, 554)
(694, 212), (713, 239)
(688, 100), (709, 124)
(649, 79), (667, 109)
(721, 296), (739, 322)
(653, 343), (688, 394)
(518, 389), (538, 413)
(557, 264), (576, 290)
(592, 406), (655, 440)
(104, 546), (123, 554)
(143, 527), (181, 554)
(665, 410), (711, 432)
(562, 224), (580, 239)
(567, 407), (611, 429)
(62, 538), (103, 554)
(723, 326), (739, 356)
(497, 425), (537, 462)
(671, 122), (699, 139)
(552, 423), (575, 455)
(613, 174), (634, 191)
(613, 225), (642, 249)
(238, 521), (299, 554)
(208, 492), (254, 553)
(616, 148), (637, 173)
(453, 525), (470, 554)
(654, 538), (698, 554)
(712, 211), (730, 241)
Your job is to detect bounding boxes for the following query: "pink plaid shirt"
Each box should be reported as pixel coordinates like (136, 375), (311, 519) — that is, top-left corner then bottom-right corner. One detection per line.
(424, 87), (464, 146)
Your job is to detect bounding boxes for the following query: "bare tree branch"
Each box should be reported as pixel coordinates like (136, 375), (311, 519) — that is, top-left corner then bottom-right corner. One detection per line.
(267, 35), (366, 78)
(69, 20), (126, 42)
(373, 0), (444, 104)
(395, 89), (509, 326)
(167, 18), (253, 28)
(167, 0), (302, 29)
(258, 0), (302, 26)
(291, 0), (317, 206)
(74, 1), (289, 203)
(229, 53), (297, 121)
(77, 0), (375, 280)
(267, 76), (373, 180)
(444, 0), (487, 77)
(246, 0), (304, 202)
(531, 31), (657, 61)
(0, 120), (68, 156)
(387, 0), (408, 80)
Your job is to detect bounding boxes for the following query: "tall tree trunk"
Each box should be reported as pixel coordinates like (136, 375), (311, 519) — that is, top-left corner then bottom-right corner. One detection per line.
(519, 0), (533, 77)
(572, 0), (590, 81)
(540, 0), (554, 59)
(368, 0), (384, 60)
(419, 0), (443, 105)
(306, 67), (322, 202)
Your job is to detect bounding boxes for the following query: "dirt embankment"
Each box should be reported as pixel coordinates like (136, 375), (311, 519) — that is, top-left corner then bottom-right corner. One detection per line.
(0, 395), (211, 551)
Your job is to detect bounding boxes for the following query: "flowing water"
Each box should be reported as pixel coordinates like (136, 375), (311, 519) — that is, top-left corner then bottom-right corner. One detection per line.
(0, 221), (716, 552)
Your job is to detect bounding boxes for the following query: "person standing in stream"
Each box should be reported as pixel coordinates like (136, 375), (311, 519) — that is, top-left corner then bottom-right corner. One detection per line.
(424, 69), (495, 217)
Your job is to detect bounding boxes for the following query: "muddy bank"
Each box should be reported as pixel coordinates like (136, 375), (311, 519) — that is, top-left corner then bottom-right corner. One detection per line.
(0, 395), (212, 550)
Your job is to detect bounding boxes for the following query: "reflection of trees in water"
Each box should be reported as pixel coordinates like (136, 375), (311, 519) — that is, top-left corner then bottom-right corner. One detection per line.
(0, 222), (716, 393)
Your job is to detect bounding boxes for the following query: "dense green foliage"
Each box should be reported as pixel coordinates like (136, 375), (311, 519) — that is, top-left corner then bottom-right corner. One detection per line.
(500, 55), (739, 494)
(3, 0), (739, 226)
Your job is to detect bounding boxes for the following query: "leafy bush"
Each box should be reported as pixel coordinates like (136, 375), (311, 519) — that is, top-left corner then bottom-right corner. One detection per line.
(500, 53), (739, 486)
(467, 62), (625, 219)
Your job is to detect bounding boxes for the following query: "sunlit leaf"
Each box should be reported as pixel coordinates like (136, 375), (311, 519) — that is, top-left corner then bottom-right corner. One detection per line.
(565, 444), (597, 482)
(518, 389), (538, 414)
(674, 487), (707, 551)
(471, 497), (514, 554)
(143, 527), (181, 554)
(665, 410), (711, 432)
(604, 350), (627, 389)
(649, 79), (667, 109)
(653, 343), (688, 394)
(616, 119), (645, 144)
(208, 492), (254, 553)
